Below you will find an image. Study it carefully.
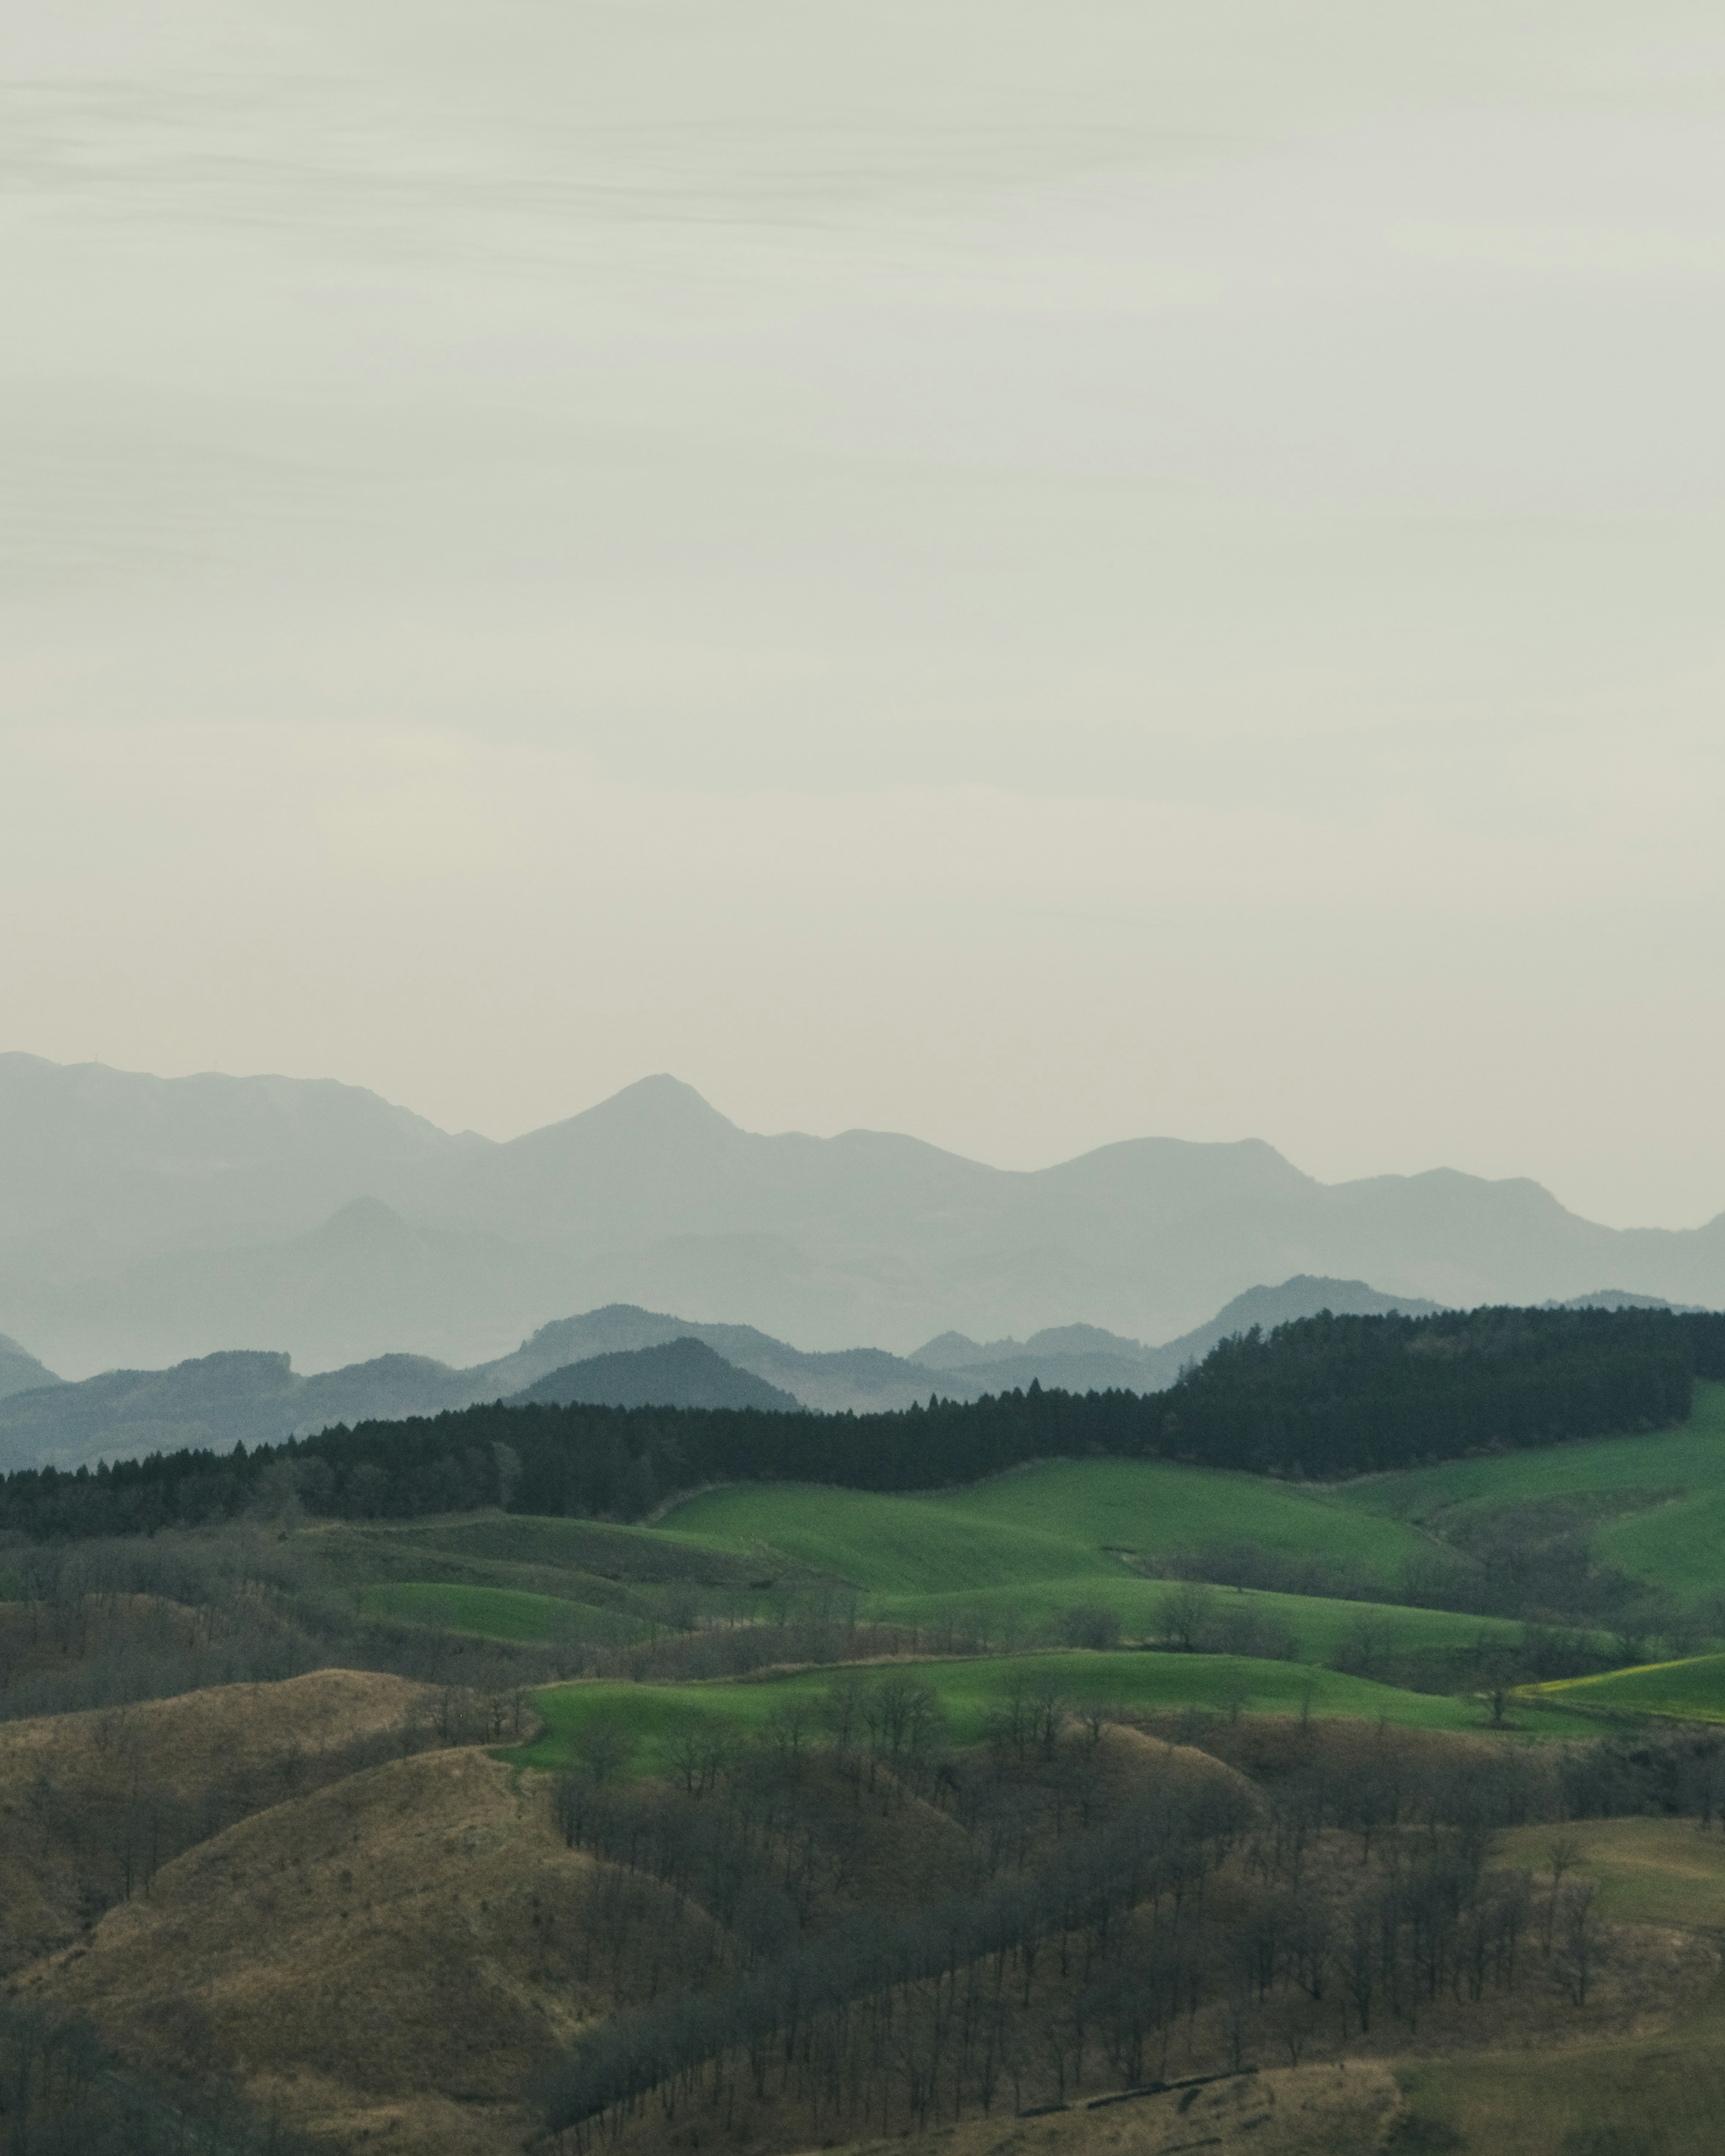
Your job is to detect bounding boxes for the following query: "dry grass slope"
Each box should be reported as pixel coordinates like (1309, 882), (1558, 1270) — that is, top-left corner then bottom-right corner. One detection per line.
(18, 1747), (606, 2152)
(0, 1667), (440, 1967)
(849, 2060), (1403, 2156)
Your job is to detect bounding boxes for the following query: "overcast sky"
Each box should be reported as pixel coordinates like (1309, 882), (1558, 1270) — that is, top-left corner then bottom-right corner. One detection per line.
(4, 1), (1724, 1228)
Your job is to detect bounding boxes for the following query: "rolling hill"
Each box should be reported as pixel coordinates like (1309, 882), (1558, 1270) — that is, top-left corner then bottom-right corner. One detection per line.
(8, 1052), (1725, 1375)
(508, 1339), (800, 1413)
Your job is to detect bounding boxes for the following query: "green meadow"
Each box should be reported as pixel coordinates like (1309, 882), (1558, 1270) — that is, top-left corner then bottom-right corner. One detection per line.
(357, 1464), (1537, 1669)
(875, 1573), (1537, 1666)
(508, 1648), (1605, 1776)
(1521, 1650), (1725, 1725)
(314, 1381), (1725, 1765)
(359, 1580), (641, 1644)
(666, 1457), (1435, 1591)
(1337, 1378), (1725, 1603)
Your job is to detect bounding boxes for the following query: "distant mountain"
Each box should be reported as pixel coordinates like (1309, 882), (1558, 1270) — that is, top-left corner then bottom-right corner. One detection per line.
(509, 1339), (801, 1413)
(1555, 1290), (1693, 1312)
(912, 1278), (1442, 1394)
(0, 1351), (303, 1474)
(4, 1053), (1724, 1375)
(911, 1322), (1160, 1396)
(0, 1271), (1681, 1476)
(0, 1333), (59, 1402)
(0, 1301), (974, 1473)
(913, 1322), (1153, 1373)
(1146, 1274), (1442, 1378)
(482, 1306), (978, 1414)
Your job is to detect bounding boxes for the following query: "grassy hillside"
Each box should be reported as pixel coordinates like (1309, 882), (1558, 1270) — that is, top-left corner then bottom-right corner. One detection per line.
(1336, 1377), (1725, 1603)
(1392, 1993), (1725, 2156)
(656, 1463), (1542, 1669)
(360, 1581), (645, 1646)
(875, 1573), (1543, 1666)
(1520, 1650), (1725, 1724)
(313, 1511), (796, 1588)
(510, 1648), (1606, 1776)
(1495, 1815), (1725, 1931)
(666, 1458), (1435, 1590)
(1595, 1487), (1725, 1604)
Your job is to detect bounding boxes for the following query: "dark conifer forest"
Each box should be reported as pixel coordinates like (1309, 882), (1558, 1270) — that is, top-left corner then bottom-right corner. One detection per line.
(1, 1305), (1716, 1543)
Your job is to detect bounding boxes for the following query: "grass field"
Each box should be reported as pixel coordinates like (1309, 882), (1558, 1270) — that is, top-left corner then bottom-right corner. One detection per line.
(1520, 1650), (1725, 1725)
(666, 1459), (1436, 1592)
(1393, 1992), (1725, 2156)
(1494, 1814), (1725, 1931)
(507, 1648), (1606, 1775)
(309, 1383), (1725, 1767)
(659, 1467), (1558, 1667)
(874, 1575), (1544, 1666)
(358, 1581), (643, 1645)
(1337, 1378), (1725, 1604)
(310, 1512), (787, 1591)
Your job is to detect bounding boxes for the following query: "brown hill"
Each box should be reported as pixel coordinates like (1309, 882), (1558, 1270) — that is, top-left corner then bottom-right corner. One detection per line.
(848, 2060), (1402, 2156)
(0, 1667), (439, 1967)
(18, 1745), (722, 2154)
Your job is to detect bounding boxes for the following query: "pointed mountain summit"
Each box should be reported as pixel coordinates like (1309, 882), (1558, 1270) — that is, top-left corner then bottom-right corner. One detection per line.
(0, 1334), (61, 1402)
(3, 1053), (1724, 1374)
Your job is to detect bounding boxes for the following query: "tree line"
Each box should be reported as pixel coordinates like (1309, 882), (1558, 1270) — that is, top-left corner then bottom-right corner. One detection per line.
(533, 1669), (1684, 2147)
(0, 1305), (1713, 1542)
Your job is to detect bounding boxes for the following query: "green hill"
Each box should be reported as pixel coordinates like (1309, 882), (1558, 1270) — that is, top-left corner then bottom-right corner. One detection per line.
(1521, 1650), (1725, 1724)
(510, 1647), (1605, 1776)
(663, 1454), (1435, 1590)
(1335, 1377), (1725, 1604)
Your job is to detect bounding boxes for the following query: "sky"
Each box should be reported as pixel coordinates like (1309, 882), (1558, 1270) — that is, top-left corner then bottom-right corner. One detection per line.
(4, 1), (1725, 1229)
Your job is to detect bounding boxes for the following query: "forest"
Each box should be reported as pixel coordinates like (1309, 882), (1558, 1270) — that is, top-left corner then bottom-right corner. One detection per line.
(0, 1303), (1713, 1542)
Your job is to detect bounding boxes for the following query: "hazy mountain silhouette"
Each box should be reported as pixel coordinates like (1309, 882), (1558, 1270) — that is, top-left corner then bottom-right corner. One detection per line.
(477, 1306), (979, 1414)
(4, 1054), (1723, 1375)
(508, 1339), (800, 1413)
(0, 1333), (60, 1402)
(0, 1350), (303, 1473)
(911, 1277), (1441, 1393)
(0, 1300), (976, 1472)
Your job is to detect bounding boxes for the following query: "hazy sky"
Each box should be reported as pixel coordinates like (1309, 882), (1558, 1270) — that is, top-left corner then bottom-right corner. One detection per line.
(5, 2), (1725, 1228)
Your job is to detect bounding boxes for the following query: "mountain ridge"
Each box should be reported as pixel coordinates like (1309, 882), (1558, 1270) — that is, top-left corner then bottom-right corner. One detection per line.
(4, 1054), (1723, 1375)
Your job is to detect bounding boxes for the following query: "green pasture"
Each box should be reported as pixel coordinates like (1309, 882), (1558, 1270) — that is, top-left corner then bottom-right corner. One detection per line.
(506, 1648), (1604, 1775)
(1595, 1487), (1725, 1604)
(874, 1572), (1543, 1667)
(662, 1457), (1436, 1595)
(1337, 1387), (1725, 1524)
(360, 1580), (641, 1645)
(1521, 1649), (1725, 1725)
(658, 1482), (1111, 1594)
(911, 1457), (1436, 1583)
(1337, 1380), (1725, 1603)
(314, 1511), (782, 1590)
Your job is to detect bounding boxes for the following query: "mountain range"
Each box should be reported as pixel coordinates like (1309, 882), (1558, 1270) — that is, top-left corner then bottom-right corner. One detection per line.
(0, 1299), (980, 1474)
(0, 1276), (1622, 1477)
(4, 1051), (1724, 1379)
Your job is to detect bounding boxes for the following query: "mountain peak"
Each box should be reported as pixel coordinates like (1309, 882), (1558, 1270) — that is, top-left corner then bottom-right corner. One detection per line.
(0, 1332), (62, 1402)
(498, 1075), (740, 1171)
(583, 1074), (736, 1129)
